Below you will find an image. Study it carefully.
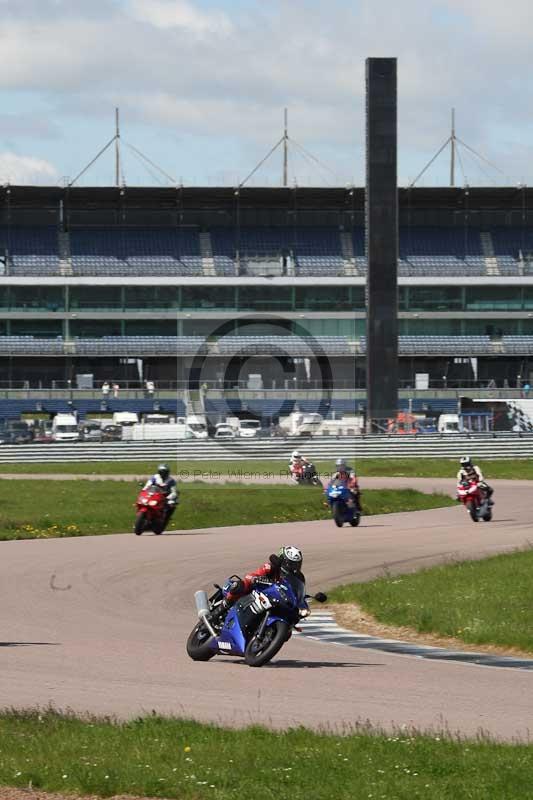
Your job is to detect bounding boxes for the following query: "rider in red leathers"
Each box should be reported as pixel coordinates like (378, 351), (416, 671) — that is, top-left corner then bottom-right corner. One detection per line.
(289, 450), (310, 482)
(212, 546), (304, 622)
(332, 458), (360, 507)
(456, 456), (493, 503)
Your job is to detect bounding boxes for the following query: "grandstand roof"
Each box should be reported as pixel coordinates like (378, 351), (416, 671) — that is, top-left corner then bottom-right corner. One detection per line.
(1, 185), (532, 215)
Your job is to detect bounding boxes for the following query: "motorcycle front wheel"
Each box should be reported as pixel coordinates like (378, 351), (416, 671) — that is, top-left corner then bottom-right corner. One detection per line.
(152, 517), (165, 535)
(134, 511), (146, 535)
(466, 501), (478, 522)
(332, 501), (344, 527)
(186, 622), (216, 661)
(244, 621), (290, 667)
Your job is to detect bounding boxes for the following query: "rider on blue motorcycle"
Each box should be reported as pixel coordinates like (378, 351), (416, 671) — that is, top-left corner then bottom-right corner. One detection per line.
(212, 545), (304, 622)
(331, 458), (360, 506)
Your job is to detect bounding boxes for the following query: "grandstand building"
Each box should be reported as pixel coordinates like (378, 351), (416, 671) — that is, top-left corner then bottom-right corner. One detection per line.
(1, 184), (532, 419)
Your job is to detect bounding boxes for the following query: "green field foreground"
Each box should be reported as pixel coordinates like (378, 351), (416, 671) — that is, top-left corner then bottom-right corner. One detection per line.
(329, 548), (533, 654)
(0, 482), (453, 540)
(1, 456), (532, 479)
(0, 711), (531, 800)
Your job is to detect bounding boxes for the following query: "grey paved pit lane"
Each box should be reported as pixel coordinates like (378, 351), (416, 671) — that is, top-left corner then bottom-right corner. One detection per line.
(1, 478), (532, 740)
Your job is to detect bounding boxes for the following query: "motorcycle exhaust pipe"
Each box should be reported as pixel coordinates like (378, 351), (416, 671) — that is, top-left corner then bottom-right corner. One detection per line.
(194, 590), (216, 637)
(195, 590), (209, 617)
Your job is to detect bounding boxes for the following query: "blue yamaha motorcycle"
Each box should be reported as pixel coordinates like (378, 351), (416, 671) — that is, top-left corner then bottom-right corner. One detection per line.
(326, 479), (361, 527)
(186, 575), (327, 667)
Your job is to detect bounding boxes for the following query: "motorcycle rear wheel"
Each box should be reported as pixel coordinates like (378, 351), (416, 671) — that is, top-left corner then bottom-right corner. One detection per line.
(186, 622), (215, 661)
(244, 621), (290, 667)
(134, 512), (146, 535)
(332, 501), (344, 528)
(482, 510), (493, 522)
(350, 514), (361, 527)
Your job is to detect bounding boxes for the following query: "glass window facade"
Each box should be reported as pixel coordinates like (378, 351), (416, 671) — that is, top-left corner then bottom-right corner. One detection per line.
(125, 287), (179, 310)
(70, 287), (121, 310)
(465, 287), (522, 311)
(70, 320), (121, 337)
(294, 286), (365, 311)
(406, 287), (463, 311)
(182, 286), (235, 310)
(124, 320), (177, 335)
(238, 287), (292, 311)
(7, 286), (64, 311)
(11, 319), (62, 337)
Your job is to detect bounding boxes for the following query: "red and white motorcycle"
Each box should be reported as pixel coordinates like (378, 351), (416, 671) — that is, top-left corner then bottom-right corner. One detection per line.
(456, 479), (493, 523)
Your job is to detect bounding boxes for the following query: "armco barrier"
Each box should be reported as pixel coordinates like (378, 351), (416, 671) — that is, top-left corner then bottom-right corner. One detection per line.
(0, 435), (533, 463)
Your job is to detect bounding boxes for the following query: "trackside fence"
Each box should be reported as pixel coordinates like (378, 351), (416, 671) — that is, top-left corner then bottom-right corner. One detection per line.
(1, 435), (533, 463)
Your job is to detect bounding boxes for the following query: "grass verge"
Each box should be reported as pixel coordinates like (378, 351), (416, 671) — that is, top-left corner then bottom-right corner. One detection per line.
(0, 482), (454, 540)
(0, 710), (532, 800)
(0, 457), (531, 479)
(328, 548), (533, 654)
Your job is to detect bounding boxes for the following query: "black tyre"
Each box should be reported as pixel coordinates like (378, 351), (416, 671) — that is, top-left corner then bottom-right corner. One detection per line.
(152, 518), (165, 535)
(134, 512), (146, 535)
(186, 622), (215, 661)
(350, 514), (361, 527)
(244, 621), (290, 667)
(482, 510), (492, 522)
(332, 501), (344, 527)
(466, 501), (478, 522)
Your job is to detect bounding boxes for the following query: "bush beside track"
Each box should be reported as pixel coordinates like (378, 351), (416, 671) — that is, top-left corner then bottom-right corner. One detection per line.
(1, 457), (532, 478)
(329, 548), (533, 654)
(0, 710), (531, 800)
(0, 482), (454, 540)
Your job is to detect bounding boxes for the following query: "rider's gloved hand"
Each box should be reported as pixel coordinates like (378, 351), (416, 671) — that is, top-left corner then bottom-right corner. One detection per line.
(227, 577), (244, 595)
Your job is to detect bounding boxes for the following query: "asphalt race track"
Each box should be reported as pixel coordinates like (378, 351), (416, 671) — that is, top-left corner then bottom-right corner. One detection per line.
(1, 478), (532, 741)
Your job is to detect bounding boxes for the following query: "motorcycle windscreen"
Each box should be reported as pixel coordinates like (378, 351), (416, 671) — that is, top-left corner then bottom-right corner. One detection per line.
(280, 573), (306, 607)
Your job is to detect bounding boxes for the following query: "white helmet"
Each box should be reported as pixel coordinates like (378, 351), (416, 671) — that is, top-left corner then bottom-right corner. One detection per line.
(292, 450), (301, 459)
(460, 456), (472, 467)
(278, 545), (303, 573)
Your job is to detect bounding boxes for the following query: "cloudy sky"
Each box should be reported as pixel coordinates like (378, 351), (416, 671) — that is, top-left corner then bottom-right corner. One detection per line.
(0, 0), (531, 187)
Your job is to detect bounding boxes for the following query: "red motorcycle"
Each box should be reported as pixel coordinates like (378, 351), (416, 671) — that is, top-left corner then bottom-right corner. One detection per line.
(456, 479), (493, 523)
(134, 485), (169, 535)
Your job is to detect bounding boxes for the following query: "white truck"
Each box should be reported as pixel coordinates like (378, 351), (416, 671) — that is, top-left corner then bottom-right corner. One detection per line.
(438, 413), (461, 434)
(238, 420), (261, 438)
(52, 413), (80, 442)
(177, 415), (208, 439)
(124, 422), (193, 441)
(112, 411), (139, 427)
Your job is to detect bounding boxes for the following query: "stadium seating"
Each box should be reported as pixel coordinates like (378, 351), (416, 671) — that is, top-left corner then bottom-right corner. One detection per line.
(1, 224), (529, 277)
(1, 334), (533, 357)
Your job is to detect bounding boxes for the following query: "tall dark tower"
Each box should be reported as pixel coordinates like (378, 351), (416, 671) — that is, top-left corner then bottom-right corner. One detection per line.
(365, 57), (399, 428)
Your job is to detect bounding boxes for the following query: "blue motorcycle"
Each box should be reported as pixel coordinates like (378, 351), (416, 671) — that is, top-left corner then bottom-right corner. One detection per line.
(186, 575), (327, 667)
(326, 479), (361, 527)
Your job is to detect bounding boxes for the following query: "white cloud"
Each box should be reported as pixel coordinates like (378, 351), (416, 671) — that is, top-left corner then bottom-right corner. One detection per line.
(0, 152), (58, 184)
(0, 0), (530, 183)
(129, 0), (232, 35)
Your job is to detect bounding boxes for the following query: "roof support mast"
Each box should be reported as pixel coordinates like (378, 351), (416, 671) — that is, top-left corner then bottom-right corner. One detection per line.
(283, 108), (288, 187)
(115, 107), (121, 188)
(410, 108), (506, 188)
(450, 108), (456, 187)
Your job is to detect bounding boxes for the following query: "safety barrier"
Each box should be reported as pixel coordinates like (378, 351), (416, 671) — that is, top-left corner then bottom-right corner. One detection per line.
(0, 434), (533, 463)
